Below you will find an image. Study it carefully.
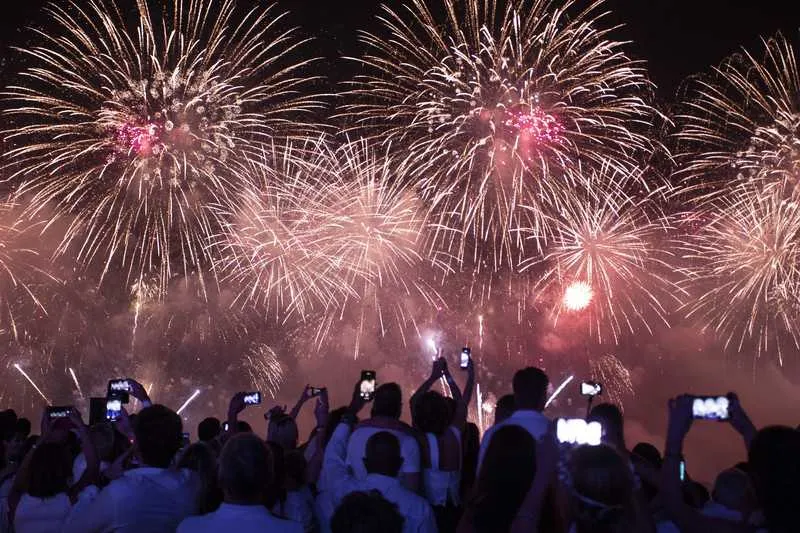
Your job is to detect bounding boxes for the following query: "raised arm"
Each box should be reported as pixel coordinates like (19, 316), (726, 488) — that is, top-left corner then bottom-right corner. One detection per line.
(443, 361), (467, 429)
(463, 355), (475, 407)
(68, 409), (99, 500)
(320, 382), (366, 493)
(289, 385), (313, 420)
(410, 358), (445, 416)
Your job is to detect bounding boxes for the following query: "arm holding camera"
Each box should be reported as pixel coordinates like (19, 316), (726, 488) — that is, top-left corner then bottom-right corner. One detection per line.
(660, 395), (749, 533)
(289, 385), (314, 420)
(319, 380), (366, 494)
(127, 378), (151, 408)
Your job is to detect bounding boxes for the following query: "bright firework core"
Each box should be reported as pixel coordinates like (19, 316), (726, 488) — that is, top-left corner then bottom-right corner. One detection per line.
(504, 107), (563, 144)
(563, 281), (593, 311)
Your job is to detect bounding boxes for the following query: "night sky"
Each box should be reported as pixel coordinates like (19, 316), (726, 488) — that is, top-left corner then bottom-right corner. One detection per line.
(0, 0), (798, 99)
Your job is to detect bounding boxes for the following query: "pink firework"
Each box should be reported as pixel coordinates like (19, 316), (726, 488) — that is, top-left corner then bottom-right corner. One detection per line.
(115, 122), (162, 156)
(505, 108), (564, 144)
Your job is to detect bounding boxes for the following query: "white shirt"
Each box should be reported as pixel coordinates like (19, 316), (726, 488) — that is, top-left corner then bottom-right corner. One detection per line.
(178, 503), (303, 533)
(477, 410), (550, 469)
(423, 428), (461, 507)
(62, 467), (198, 533)
(272, 486), (316, 533)
(345, 423), (421, 480)
(15, 487), (98, 533)
(319, 424), (437, 533)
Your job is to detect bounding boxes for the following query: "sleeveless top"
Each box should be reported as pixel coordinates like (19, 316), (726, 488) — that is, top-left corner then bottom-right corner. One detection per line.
(423, 426), (462, 507)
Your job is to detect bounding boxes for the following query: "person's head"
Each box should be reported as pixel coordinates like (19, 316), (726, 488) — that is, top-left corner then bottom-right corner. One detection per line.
(363, 431), (403, 478)
(179, 441), (221, 513)
(443, 397), (457, 425)
(413, 390), (449, 435)
(26, 442), (73, 498)
(684, 481), (709, 508)
(331, 491), (404, 533)
(569, 444), (635, 533)
(371, 383), (402, 419)
(15, 418), (31, 439)
(631, 442), (662, 468)
(470, 425), (537, 533)
(198, 417), (222, 442)
(218, 433), (273, 505)
(512, 367), (549, 411)
(747, 426), (800, 532)
(267, 413), (299, 450)
(712, 468), (756, 513)
(588, 403), (625, 450)
(134, 404), (183, 468)
(495, 394), (516, 424)
(0, 409), (18, 442)
(236, 420), (253, 433)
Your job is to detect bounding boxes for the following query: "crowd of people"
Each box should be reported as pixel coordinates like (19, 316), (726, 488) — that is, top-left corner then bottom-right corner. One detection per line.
(1, 356), (799, 533)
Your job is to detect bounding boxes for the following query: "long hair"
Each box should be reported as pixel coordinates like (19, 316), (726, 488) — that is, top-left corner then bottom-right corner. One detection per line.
(569, 445), (636, 533)
(467, 425), (536, 533)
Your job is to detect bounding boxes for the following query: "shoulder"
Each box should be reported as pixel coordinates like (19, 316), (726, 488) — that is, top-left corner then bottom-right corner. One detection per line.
(177, 513), (210, 533)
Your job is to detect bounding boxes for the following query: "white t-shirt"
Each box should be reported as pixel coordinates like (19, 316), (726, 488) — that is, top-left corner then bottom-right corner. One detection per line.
(478, 410), (550, 469)
(15, 486), (98, 533)
(178, 503), (302, 533)
(345, 425), (420, 480)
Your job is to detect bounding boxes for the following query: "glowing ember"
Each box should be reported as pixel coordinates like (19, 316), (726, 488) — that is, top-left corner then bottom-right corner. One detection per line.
(115, 122), (162, 156)
(563, 281), (593, 311)
(505, 108), (563, 143)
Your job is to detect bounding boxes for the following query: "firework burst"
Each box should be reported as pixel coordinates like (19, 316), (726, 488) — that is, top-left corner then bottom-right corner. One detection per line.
(523, 169), (677, 344)
(4, 0), (322, 292)
(675, 33), (800, 199)
(680, 183), (800, 363)
(590, 354), (635, 406)
(305, 140), (446, 356)
(243, 343), (285, 399)
(345, 0), (660, 269)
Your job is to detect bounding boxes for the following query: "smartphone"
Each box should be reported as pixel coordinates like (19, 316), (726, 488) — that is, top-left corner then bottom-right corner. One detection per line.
(182, 432), (191, 447)
(107, 380), (130, 404)
(680, 459), (686, 481)
(243, 392), (261, 406)
(223, 421), (230, 432)
(556, 418), (602, 446)
(580, 381), (603, 397)
(691, 396), (730, 420)
(460, 348), (471, 369)
(309, 387), (326, 397)
(106, 398), (122, 421)
(360, 370), (377, 401)
(47, 406), (73, 420)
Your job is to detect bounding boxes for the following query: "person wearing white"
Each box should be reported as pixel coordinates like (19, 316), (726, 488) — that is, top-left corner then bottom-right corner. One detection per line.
(477, 367), (550, 469)
(344, 383), (421, 492)
(15, 486), (98, 533)
(178, 433), (301, 533)
(319, 422), (437, 533)
(63, 404), (199, 533)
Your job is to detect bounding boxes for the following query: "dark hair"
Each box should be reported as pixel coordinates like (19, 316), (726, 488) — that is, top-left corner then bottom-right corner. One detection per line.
(570, 445), (635, 533)
(235, 420), (253, 433)
(218, 433), (273, 504)
(495, 394), (516, 424)
(179, 442), (221, 514)
(588, 403), (624, 448)
(267, 413), (299, 450)
(413, 390), (449, 435)
(748, 426), (800, 533)
(15, 418), (31, 439)
(512, 367), (549, 410)
(364, 431), (403, 478)
(265, 441), (286, 509)
(0, 409), (18, 441)
(460, 422), (481, 496)
(198, 417), (221, 442)
(468, 425), (536, 533)
(371, 383), (402, 419)
(26, 442), (73, 498)
(134, 404), (183, 468)
(631, 442), (661, 468)
(331, 490), (405, 533)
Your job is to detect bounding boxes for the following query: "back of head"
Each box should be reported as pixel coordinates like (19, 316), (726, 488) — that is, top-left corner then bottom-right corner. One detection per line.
(219, 433), (273, 504)
(748, 426), (800, 532)
(15, 418), (31, 439)
(134, 404), (183, 468)
(0, 409), (17, 441)
(713, 468), (755, 512)
(27, 442), (73, 498)
(470, 425), (536, 533)
(331, 491), (404, 533)
(413, 390), (449, 435)
(631, 442), (662, 468)
(198, 417), (221, 442)
(495, 394), (516, 425)
(371, 383), (402, 419)
(588, 403), (625, 449)
(363, 431), (403, 478)
(512, 367), (549, 411)
(569, 445), (635, 533)
(267, 413), (299, 450)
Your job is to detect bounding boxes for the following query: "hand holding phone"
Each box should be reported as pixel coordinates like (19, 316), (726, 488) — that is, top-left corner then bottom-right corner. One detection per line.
(46, 406), (74, 420)
(309, 387), (326, 397)
(460, 348), (471, 369)
(580, 381), (602, 397)
(360, 370), (377, 401)
(107, 379), (130, 404)
(691, 395), (730, 421)
(243, 392), (262, 406)
(106, 398), (123, 421)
